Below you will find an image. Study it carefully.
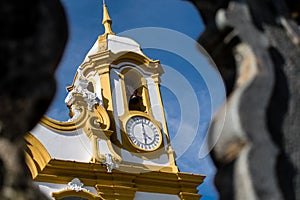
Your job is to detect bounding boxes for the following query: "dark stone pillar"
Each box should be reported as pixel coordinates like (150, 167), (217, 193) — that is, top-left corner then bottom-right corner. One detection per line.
(190, 0), (300, 199)
(0, 0), (67, 199)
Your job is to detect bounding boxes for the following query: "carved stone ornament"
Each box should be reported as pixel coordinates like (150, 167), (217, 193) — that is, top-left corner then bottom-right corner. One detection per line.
(67, 105), (82, 122)
(104, 153), (119, 173)
(65, 68), (103, 110)
(67, 178), (88, 192)
(189, 0), (300, 199)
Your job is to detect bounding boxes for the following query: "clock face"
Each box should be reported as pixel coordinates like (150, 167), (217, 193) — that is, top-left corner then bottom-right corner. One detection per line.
(126, 116), (162, 151)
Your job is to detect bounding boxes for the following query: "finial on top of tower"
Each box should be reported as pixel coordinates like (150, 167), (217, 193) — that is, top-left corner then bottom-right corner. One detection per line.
(102, 0), (115, 35)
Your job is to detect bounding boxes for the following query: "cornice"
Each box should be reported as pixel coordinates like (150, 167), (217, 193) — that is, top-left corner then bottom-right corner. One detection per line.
(31, 159), (204, 198)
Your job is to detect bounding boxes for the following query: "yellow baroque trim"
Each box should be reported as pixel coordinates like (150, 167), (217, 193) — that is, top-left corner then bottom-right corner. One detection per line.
(25, 133), (51, 179)
(111, 51), (163, 74)
(96, 184), (137, 200)
(94, 104), (110, 130)
(32, 159), (205, 198)
(52, 189), (103, 200)
(179, 192), (202, 200)
(40, 108), (88, 132)
(25, 151), (39, 178)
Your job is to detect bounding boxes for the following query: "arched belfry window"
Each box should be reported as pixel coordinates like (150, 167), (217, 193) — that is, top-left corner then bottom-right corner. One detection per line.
(123, 69), (148, 112)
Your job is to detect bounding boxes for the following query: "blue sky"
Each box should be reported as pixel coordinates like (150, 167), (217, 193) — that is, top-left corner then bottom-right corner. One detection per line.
(47, 0), (226, 199)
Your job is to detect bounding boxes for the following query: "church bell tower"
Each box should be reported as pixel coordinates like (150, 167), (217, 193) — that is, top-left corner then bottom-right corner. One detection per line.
(26, 2), (205, 199)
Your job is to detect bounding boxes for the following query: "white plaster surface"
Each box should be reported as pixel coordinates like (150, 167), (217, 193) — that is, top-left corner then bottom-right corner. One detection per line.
(147, 79), (164, 124)
(94, 73), (104, 104)
(134, 192), (180, 200)
(98, 139), (112, 155)
(110, 69), (123, 141)
(107, 34), (143, 54)
(120, 149), (170, 166)
(84, 34), (145, 63)
(31, 124), (92, 162)
(110, 69), (125, 116)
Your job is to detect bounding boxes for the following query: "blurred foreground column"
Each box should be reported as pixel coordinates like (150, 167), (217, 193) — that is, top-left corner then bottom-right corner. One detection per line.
(190, 0), (300, 199)
(0, 1), (67, 199)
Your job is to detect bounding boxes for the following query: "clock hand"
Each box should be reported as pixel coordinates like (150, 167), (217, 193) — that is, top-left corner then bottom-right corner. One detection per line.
(143, 134), (151, 140)
(141, 120), (148, 144)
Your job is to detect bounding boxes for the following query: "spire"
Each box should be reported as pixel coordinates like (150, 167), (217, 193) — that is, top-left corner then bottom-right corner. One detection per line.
(102, 0), (114, 35)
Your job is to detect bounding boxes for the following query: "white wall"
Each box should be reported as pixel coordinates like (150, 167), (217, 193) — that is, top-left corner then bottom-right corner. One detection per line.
(134, 192), (180, 200)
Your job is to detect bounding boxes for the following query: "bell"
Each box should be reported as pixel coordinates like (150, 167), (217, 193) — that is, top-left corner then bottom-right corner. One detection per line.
(130, 94), (139, 104)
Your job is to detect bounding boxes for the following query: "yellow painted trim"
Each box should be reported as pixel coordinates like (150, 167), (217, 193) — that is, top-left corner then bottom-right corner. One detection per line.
(80, 50), (161, 74)
(118, 72), (129, 114)
(102, 4), (115, 35)
(52, 189), (103, 200)
(40, 107), (88, 132)
(86, 128), (122, 164)
(99, 68), (113, 111)
(96, 184), (137, 200)
(25, 133), (51, 179)
(179, 192), (202, 200)
(111, 51), (163, 74)
(32, 159), (205, 198)
(95, 104), (111, 130)
(24, 151), (39, 178)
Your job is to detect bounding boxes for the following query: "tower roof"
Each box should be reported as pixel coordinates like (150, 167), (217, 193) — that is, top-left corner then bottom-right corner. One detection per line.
(81, 1), (158, 65)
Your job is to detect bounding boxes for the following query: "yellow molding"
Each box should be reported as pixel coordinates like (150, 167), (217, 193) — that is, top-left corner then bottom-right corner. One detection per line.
(86, 128), (122, 164)
(40, 108), (88, 132)
(24, 151), (39, 178)
(99, 69), (113, 112)
(101, 4), (115, 35)
(94, 104), (111, 130)
(179, 192), (202, 200)
(96, 184), (137, 200)
(25, 133), (51, 179)
(151, 73), (161, 84)
(29, 159), (204, 197)
(111, 51), (163, 74)
(84, 51), (162, 75)
(52, 189), (103, 200)
(67, 44), (163, 93)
